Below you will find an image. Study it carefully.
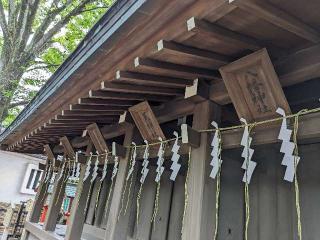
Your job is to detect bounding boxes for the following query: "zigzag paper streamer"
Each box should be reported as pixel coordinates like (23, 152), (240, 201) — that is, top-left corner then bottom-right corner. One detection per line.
(140, 140), (150, 184)
(209, 121), (223, 179)
(75, 152), (81, 179)
(83, 153), (93, 182)
(101, 152), (109, 182)
(276, 108), (300, 182)
(91, 156), (99, 183)
(155, 137), (165, 183)
(127, 142), (137, 180)
(240, 118), (256, 184)
(112, 156), (119, 180)
(170, 132), (181, 181)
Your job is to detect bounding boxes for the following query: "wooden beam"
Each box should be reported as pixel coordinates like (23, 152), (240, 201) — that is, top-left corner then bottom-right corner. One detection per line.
(222, 111), (320, 149)
(44, 144), (55, 162)
(134, 57), (221, 80)
(275, 44), (320, 86)
(187, 17), (261, 51)
(55, 115), (118, 121)
(62, 110), (123, 116)
(70, 104), (127, 111)
(89, 89), (172, 102)
(154, 40), (231, 69)
(79, 98), (137, 106)
(116, 70), (193, 88)
(230, 0), (320, 43)
(129, 101), (165, 142)
(86, 123), (109, 154)
(219, 48), (291, 121)
(101, 81), (184, 96)
(60, 136), (76, 159)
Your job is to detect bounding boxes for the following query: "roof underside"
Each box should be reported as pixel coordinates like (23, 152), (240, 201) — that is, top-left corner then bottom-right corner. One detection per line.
(2, 0), (320, 153)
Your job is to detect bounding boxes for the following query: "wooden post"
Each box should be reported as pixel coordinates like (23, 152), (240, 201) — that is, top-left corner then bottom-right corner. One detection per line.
(43, 166), (68, 231)
(181, 100), (221, 240)
(29, 145), (54, 223)
(65, 164), (92, 240)
(104, 126), (134, 240)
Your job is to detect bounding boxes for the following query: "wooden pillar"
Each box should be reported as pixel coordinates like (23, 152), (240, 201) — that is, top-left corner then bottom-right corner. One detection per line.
(43, 167), (68, 231)
(181, 100), (221, 240)
(29, 145), (54, 223)
(65, 164), (92, 240)
(104, 126), (134, 240)
(29, 170), (51, 223)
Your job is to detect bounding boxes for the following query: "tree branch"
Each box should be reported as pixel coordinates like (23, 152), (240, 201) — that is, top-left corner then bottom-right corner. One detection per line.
(29, 0), (94, 57)
(0, 0), (9, 38)
(9, 100), (29, 109)
(26, 64), (60, 72)
(78, 6), (109, 14)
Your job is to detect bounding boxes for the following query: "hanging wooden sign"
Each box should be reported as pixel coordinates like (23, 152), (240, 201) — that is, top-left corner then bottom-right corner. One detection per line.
(219, 48), (291, 122)
(86, 123), (109, 154)
(129, 101), (165, 142)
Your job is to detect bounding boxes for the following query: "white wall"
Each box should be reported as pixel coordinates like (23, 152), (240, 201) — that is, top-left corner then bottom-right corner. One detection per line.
(0, 151), (44, 204)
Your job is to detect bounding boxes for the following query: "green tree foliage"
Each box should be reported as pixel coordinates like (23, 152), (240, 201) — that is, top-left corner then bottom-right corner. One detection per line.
(0, 0), (113, 127)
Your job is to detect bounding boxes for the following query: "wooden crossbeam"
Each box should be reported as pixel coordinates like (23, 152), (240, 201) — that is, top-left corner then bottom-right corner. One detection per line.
(187, 17), (261, 51)
(60, 136), (76, 159)
(154, 40), (231, 69)
(89, 89), (172, 102)
(78, 98), (137, 106)
(230, 0), (320, 43)
(86, 123), (109, 154)
(115, 70), (193, 88)
(70, 104), (127, 111)
(129, 101), (165, 142)
(134, 57), (221, 80)
(275, 44), (320, 86)
(101, 81), (184, 96)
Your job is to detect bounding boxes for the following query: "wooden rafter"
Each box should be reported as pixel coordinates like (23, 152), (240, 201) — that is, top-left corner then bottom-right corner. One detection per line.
(115, 70), (193, 88)
(134, 57), (221, 80)
(70, 104), (128, 111)
(152, 40), (231, 69)
(62, 110), (124, 116)
(187, 17), (261, 51)
(89, 89), (172, 102)
(230, 0), (320, 43)
(101, 81), (184, 96)
(78, 98), (137, 106)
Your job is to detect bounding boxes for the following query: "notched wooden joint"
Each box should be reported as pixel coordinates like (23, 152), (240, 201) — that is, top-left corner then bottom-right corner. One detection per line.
(112, 142), (126, 158)
(181, 123), (201, 148)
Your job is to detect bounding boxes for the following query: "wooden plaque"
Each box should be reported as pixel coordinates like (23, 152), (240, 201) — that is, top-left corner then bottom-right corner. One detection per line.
(86, 123), (109, 154)
(219, 48), (291, 122)
(60, 136), (76, 159)
(129, 101), (165, 142)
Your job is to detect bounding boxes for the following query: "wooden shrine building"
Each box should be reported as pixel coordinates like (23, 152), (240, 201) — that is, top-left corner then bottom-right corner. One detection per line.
(0, 0), (320, 239)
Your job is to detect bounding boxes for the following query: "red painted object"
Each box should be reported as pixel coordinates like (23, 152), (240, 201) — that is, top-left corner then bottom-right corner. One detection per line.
(39, 205), (48, 223)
